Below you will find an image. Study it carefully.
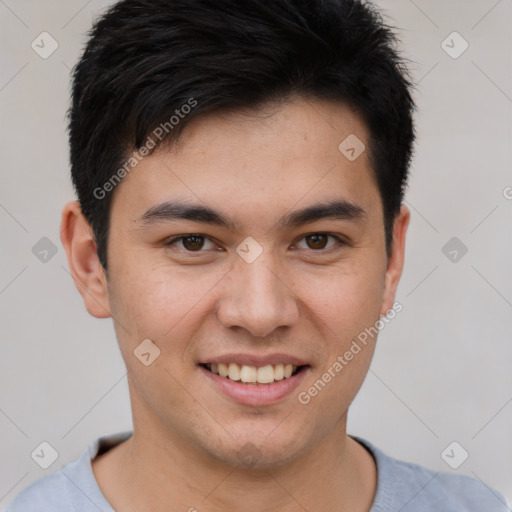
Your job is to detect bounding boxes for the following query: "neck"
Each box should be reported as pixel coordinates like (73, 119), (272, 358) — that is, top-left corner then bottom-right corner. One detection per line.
(93, 413), (377, 512)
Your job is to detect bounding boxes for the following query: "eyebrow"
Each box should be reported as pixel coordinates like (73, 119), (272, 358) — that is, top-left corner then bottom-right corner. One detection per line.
(136, 199), (366, 230)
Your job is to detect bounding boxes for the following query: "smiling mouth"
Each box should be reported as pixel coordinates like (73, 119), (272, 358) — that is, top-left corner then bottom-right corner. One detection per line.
(201, 362), (305, 384)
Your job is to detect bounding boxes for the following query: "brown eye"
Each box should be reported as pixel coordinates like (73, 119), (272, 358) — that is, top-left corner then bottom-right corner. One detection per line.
(164, 234), (216, 252)
(294, 233), (344, 252)
(305, 234), (329, 250)
(181, 235), (205, 251)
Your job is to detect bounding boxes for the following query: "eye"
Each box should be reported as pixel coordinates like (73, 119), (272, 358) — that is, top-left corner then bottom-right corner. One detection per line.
(294, 233), (344, 251)
(164, 234), (217, 252)
(163, 232), (345, 254)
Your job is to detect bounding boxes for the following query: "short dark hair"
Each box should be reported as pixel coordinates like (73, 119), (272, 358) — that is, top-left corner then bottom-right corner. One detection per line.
(68, 0), (416, 270)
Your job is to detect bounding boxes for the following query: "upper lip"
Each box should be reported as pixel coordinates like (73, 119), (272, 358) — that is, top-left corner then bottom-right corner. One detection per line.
(199, 353), (309, 367)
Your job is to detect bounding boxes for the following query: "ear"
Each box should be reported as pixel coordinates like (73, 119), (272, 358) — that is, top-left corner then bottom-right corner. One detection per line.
(380, 204), (410, 317)
(60, 201), (111, 318)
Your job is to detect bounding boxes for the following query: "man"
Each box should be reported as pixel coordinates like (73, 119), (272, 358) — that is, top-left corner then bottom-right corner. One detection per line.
(7, 0), (509, 510)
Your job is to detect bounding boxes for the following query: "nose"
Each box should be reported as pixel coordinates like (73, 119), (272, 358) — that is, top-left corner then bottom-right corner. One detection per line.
(216, 253), (300, 338)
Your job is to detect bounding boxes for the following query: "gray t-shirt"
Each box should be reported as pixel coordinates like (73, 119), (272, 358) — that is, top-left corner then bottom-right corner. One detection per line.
(6, 431), (510, 511)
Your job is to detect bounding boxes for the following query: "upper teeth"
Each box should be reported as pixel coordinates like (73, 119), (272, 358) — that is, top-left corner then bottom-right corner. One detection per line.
(207, 362), (297, 384)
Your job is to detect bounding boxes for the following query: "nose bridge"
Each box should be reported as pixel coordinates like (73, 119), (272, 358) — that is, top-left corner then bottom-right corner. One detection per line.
(217, 249), (299, 338)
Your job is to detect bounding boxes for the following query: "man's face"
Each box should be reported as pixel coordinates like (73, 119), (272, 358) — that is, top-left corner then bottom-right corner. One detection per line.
(95, 97), (407, 468)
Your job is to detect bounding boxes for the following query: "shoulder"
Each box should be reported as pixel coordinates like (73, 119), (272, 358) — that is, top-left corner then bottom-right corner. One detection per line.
(6, 468), (91, 511)
(6, 432), (131, 512)
(351, 436), (510, 512)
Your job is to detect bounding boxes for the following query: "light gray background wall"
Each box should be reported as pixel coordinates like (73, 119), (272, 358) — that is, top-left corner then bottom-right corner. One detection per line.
(1, 0), (511, 509)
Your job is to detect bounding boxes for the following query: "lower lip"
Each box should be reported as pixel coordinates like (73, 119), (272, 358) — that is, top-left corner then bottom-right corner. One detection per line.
(199, 365), (310, 407)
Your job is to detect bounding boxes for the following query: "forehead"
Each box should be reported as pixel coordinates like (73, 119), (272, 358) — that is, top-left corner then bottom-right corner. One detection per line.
(110, 97), (381, 225)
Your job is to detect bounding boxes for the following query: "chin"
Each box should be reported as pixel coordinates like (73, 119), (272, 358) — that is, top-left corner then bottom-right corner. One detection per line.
(200, 429), (310, 470)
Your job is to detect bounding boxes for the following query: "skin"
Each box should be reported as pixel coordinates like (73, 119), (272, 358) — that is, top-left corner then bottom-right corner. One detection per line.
(61, 96), (409, 512)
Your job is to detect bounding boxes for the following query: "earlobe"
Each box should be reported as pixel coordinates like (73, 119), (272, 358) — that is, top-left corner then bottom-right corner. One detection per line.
(60, 201), (111, 319)
(380, 205), (410, 317)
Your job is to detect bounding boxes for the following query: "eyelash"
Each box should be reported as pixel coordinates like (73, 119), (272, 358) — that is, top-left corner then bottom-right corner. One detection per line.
(163, 233), (347, 253)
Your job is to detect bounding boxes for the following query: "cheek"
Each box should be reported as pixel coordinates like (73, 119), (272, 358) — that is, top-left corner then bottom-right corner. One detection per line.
(295, 258), (386, 343)
(106, 255), (224, 354)
(295, 265), (384, 419)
